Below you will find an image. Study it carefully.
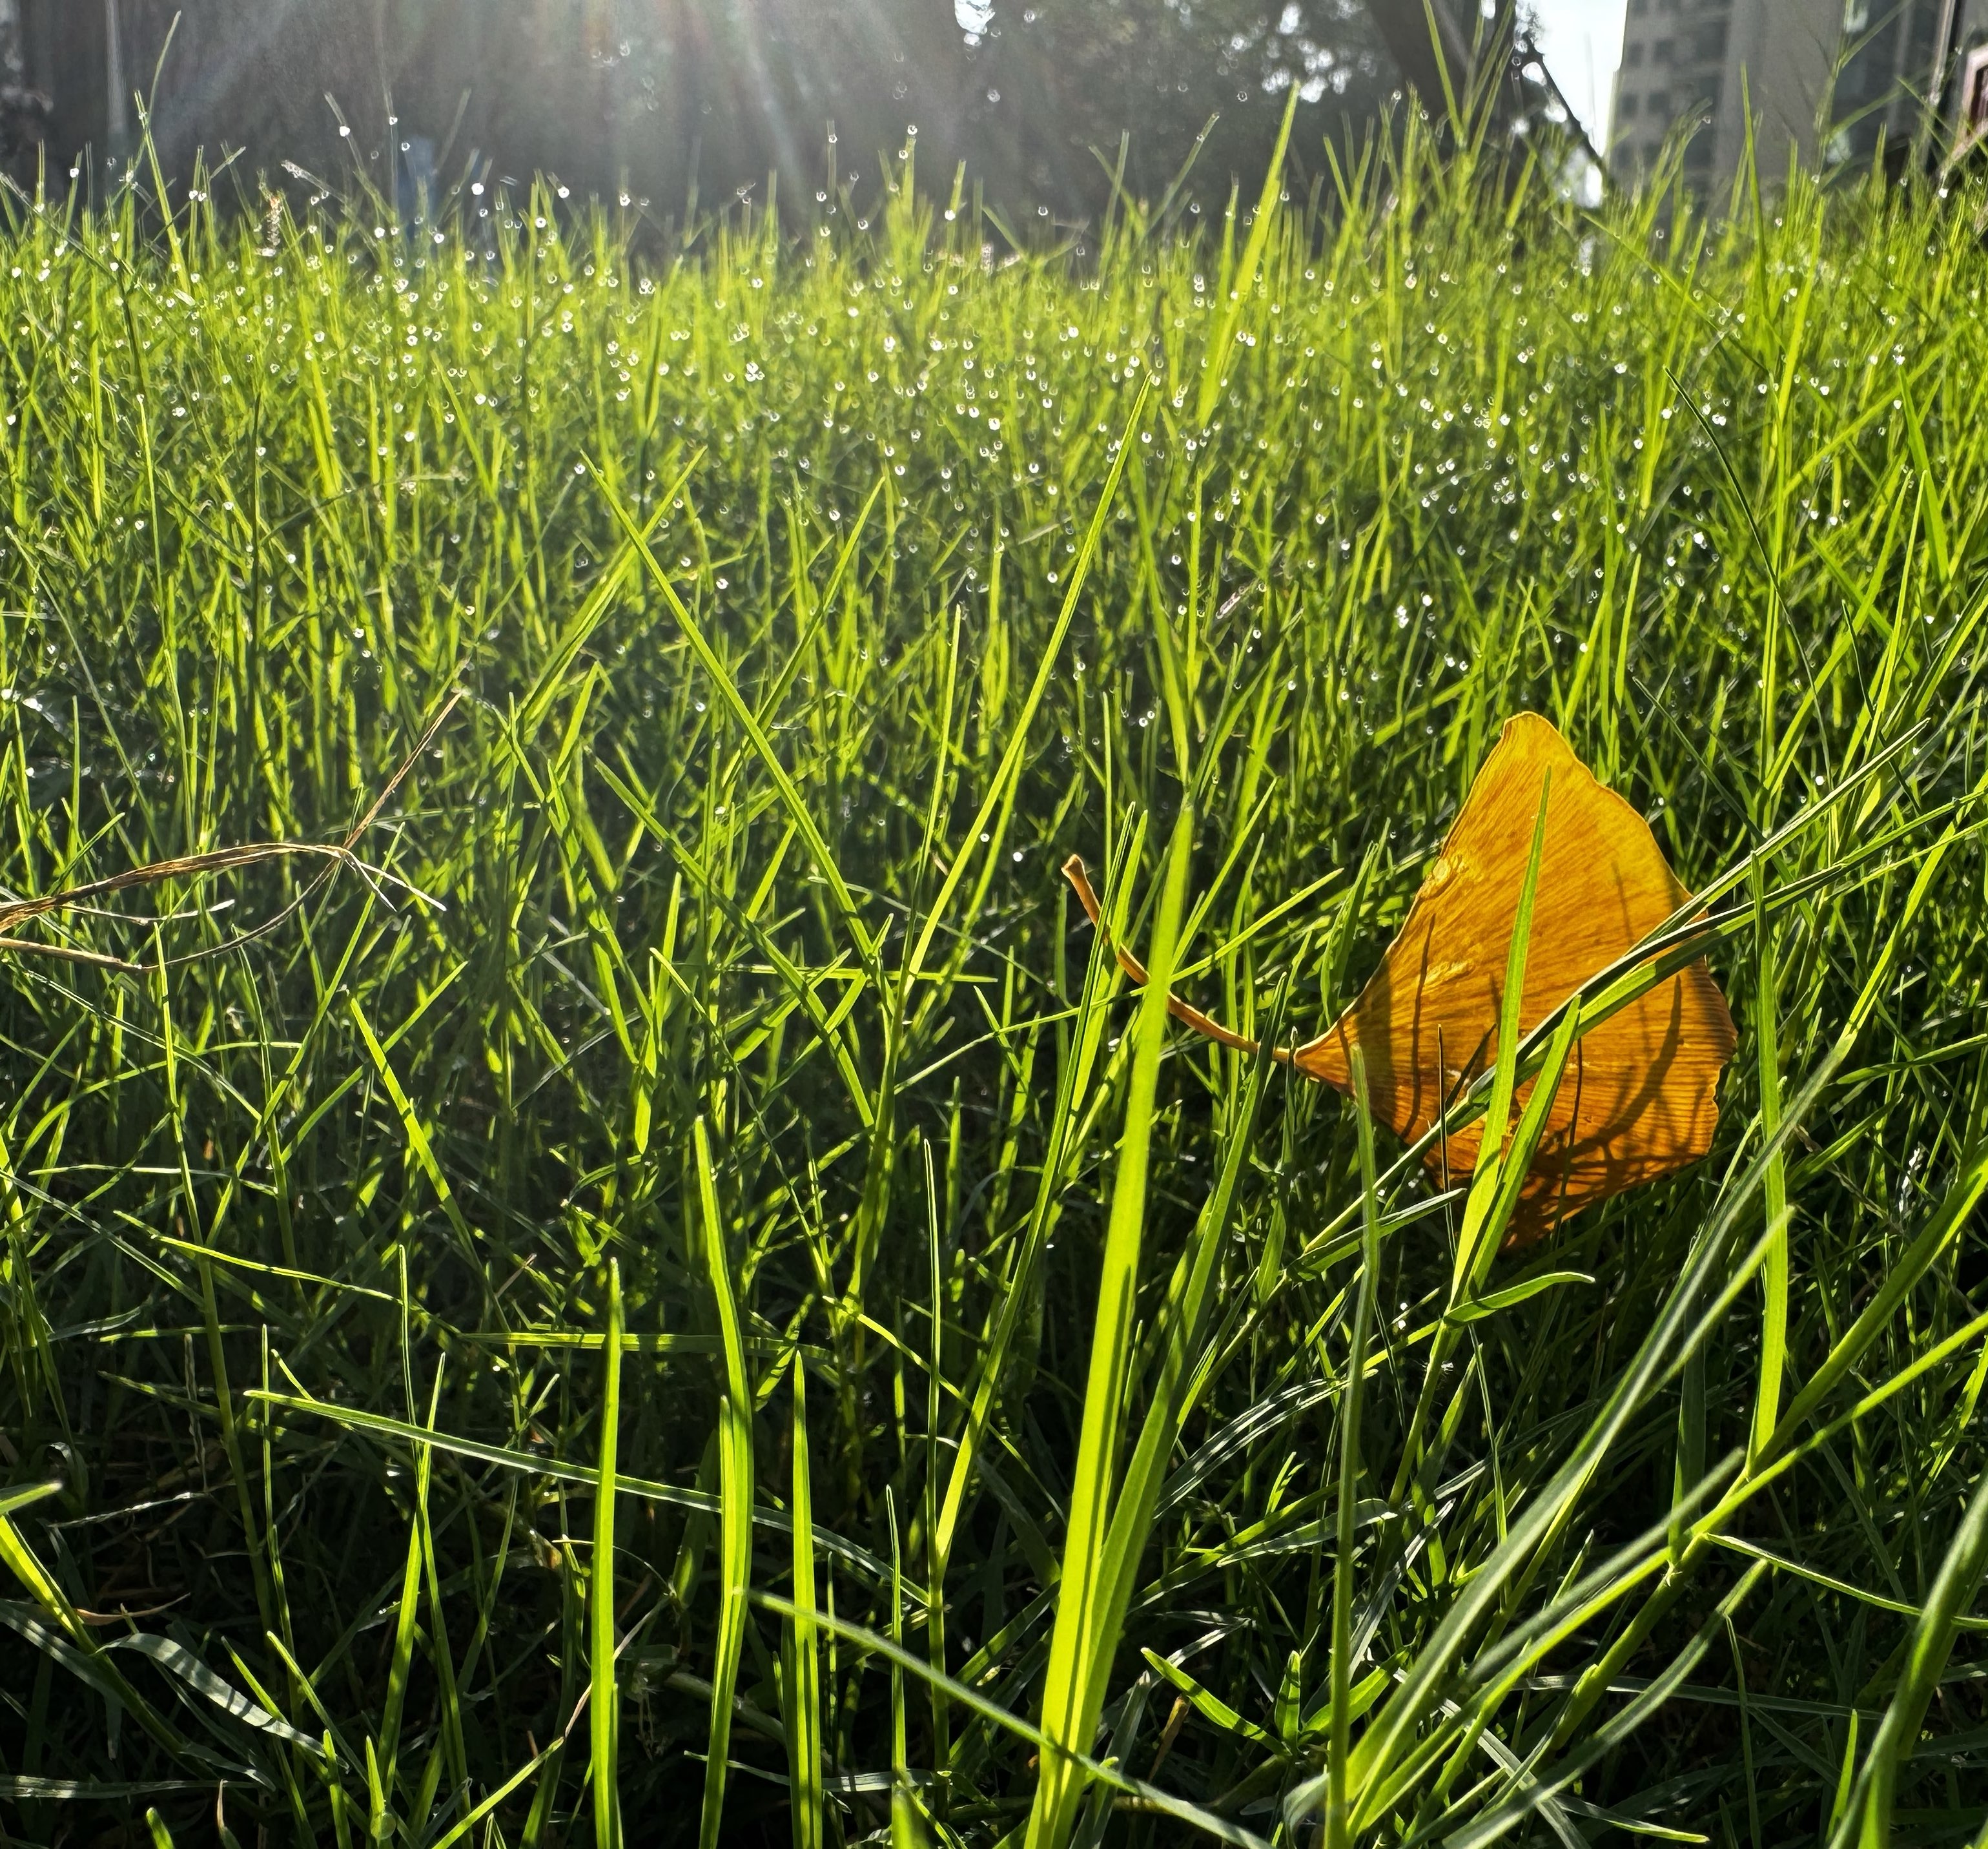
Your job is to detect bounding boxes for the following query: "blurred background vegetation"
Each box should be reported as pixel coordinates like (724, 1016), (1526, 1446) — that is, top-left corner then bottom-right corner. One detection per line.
(5, 0), (1475, 229)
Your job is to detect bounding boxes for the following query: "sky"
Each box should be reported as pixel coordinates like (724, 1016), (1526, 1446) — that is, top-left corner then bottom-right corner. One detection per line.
(1526, 0), (1628, 149)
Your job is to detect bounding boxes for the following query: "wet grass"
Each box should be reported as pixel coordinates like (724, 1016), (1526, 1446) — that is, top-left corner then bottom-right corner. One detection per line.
(1, 130), (1987, 1847)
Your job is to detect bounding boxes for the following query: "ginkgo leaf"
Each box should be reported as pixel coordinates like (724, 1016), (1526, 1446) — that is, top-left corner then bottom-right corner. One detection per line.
(1063, 713), (1737, 1245)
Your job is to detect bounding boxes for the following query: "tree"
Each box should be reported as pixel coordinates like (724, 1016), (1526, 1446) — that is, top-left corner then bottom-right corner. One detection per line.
(20, 0), (1429, 226)
(958, 0), (1396, 223)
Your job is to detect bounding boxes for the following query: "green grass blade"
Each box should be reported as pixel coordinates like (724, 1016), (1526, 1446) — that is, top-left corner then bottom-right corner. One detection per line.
(783, 1352), (823, 1849)
(590, 1258), (623, 1849)
(1460, 770), (1552, 1256)
(1836, 1466), (1988, 1846)
(1196, 87), (1296, 429)
(1748, 860), (1789, 1462)
(1027, 811), (1194, 1849)
(593, 468), (885, 979)
(1091, 979), (1289, 1657)
(1327, 1048), (1382, 1849)
(759, 1593), (1270, 1849)
(693, 1117), (755, 1849)
(901, 377), (1151, 986)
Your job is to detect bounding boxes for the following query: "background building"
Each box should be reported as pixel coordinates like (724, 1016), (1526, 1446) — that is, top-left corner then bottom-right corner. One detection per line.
(1945, 0), (1988, 160)
(1609, 0), (1971, 189)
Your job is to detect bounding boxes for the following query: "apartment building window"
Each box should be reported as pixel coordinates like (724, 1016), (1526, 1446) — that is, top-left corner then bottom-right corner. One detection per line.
(1619, 93), (1641, 117)
(1960, 46), (1988, 157)
(1655, 36), (1675, 61)
(1628, 41), (1645, 65)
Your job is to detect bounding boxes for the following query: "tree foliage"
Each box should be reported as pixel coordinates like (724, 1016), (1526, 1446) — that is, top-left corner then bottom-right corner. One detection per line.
(100, 0), (1411, 223)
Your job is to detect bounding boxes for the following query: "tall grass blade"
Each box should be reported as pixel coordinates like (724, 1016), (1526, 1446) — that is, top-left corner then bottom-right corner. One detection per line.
(1834, 1465), (1988, 1846)
(590, 1259), (623, 1849)
(783, 1353), (824, 1849)
(1027, 813), (1194, 1849)
(1327, 1048), (1382, 1849)
(694, 1118), (755, 1849)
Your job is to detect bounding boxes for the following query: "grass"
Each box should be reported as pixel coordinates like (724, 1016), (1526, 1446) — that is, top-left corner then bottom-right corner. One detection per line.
(0, 121), (1986, 1846)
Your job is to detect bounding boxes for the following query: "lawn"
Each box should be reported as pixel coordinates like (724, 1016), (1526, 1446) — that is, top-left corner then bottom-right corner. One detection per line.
(1, 132), (1986, 1846)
